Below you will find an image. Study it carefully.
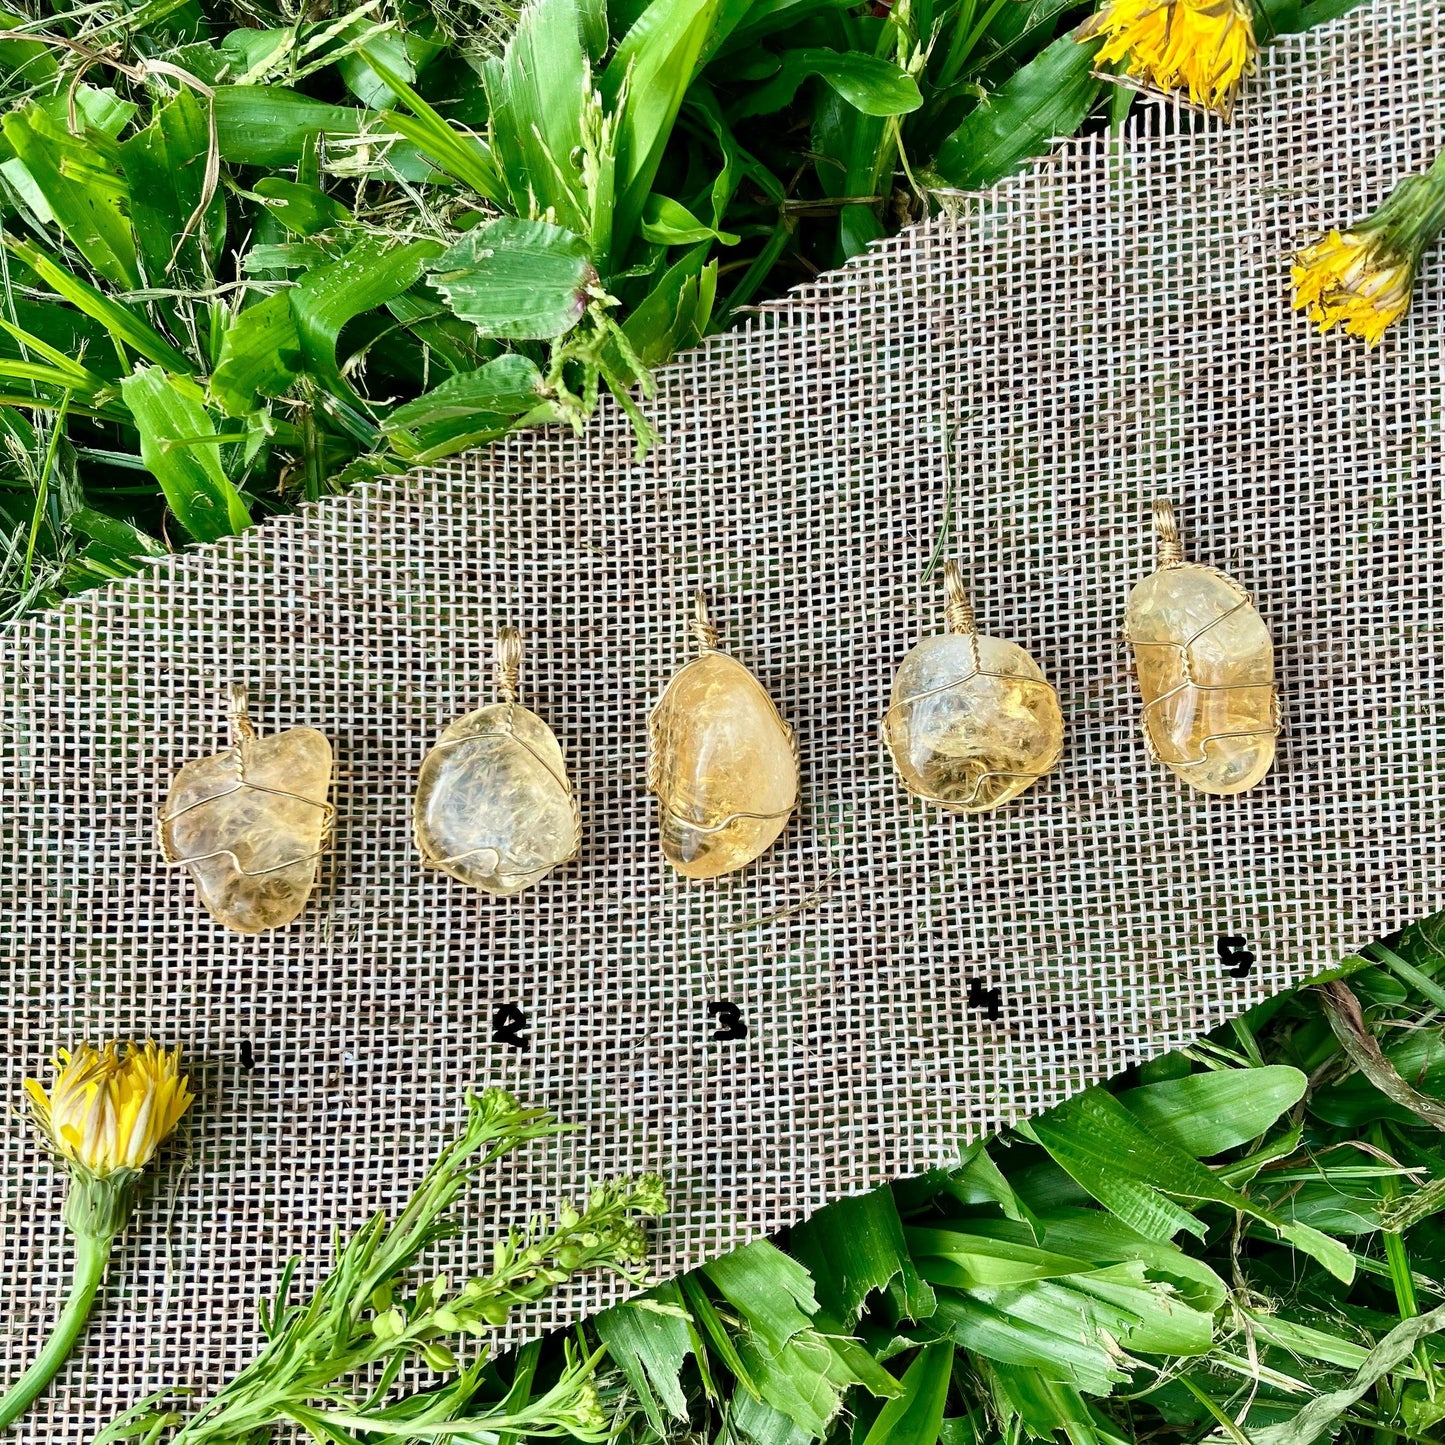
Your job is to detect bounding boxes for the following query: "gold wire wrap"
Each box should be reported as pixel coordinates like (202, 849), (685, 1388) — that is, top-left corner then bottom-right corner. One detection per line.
(942, 560), (978, 637)
(157, 688), (335, 878)
(883, 563), (1063, 812)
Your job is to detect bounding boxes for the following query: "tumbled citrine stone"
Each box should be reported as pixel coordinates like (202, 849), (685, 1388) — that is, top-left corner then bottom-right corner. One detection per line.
(885, 631), (1064, 813)
(414, 701), (580, 896)
(160, 710), (331, 934)
(1126, 503), (1276, 796)
(649, 637), (798, 879)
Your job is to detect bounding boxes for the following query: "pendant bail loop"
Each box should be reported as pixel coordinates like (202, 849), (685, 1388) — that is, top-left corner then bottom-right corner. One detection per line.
(495, 627), (523, 704)
(228, 684), (257, 744)
(1153, 498), (1185, 567)
(690, 590), (720, 652)
(942, 560), (977, 636)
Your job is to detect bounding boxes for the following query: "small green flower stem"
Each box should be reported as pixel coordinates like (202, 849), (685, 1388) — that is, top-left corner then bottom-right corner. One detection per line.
(0, 1228), (114, 1430)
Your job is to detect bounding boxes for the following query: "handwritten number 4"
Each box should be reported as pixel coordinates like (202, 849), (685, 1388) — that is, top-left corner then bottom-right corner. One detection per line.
(1217, 936), (1255, 978)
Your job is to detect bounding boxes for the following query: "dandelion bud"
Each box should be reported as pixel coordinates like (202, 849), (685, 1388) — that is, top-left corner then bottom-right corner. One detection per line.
(1291, 154), (1445, 347)
(25, 1042), (194, 1185)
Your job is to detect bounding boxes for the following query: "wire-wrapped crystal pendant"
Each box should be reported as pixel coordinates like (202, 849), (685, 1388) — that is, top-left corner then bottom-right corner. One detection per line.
(1124, 499), (1278, 795)
(883, 561), (1064, 812)
(158, 686), (333, 933)
(413, 628), (580, 896)
(647, 592), (799, 879)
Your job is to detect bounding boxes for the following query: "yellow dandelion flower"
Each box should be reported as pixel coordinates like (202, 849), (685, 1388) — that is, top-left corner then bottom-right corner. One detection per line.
(25, 1040), (194, 1179)
(2, 1042), (195, 1427)
(1290, 228), (1415, 348)
(1079, 0), (1257, 115)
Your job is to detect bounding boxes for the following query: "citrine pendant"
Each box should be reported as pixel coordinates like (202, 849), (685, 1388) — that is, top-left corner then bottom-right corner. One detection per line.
(883, 561), (1064, 813)
(158, 686), (333, 933)
(1124, 499), (1278, 795)
(413, 628), (580, 896)
(647, 592), (798, 879)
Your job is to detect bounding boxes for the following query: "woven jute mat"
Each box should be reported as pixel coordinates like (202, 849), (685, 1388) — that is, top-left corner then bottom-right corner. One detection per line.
(3, 0), (1443, 1433)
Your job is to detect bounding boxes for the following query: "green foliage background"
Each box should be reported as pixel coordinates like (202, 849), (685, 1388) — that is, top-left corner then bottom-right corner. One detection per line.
(0, 0), (1352, 621)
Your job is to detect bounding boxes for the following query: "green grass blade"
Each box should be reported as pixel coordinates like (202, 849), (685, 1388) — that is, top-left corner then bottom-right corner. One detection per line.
(5, 237), (196, 375)
(118, 365), (251, 542)
(1115, 1065), (1307, 1158)
(860, 1341), (952, 1445)
(601, 0), (720, 253)
(926, 31), (1103, 192)
(1, 104), (140, 289)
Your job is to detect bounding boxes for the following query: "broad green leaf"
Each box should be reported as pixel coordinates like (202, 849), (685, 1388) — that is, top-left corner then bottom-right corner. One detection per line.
(252, 178), (351, 237)
(601, 0), (720, 252)
(380, 355), (552, 459)
(733, 1320), (888, 1436)
(908, 1228), (1095, 1288)
(5, 238), (195, 375)
(730, 1391), (815, 1445)
(212, 87), (366, 168)
(1023, 1088), (1355, 1282)
(640, 193), (739, 245)
(615, 242), (715, 375)
(37, 85), (137, 139)
(593, 1283), (694, 1429)
(730, 49), (924, 120)
(210, 292), (304, 417)
(927, 32), (1103, 192)
(291, 236), (442, 404)
(118, 91), (225, 282)
(933, 1279), (1132, 1395)
(791, 1184), (933, 1327)
(381, 354), (544, 433)
(944, 1140), (1030, 1222)
(1035, 1211), (1228, 1316)
(1, 104), (140, 289)
(119, 366), (250, 542)
(483, 0), (599, 234)
(861, 1342), (952, 1445)
(0, 10), (57, 90)
(338, 25), (443, 108)
(985, 1361), (1131, 1445)
(429, 219), (595, 340)
(1117, 1065), (1307, 1157)
(703, 1240), (816, 1354)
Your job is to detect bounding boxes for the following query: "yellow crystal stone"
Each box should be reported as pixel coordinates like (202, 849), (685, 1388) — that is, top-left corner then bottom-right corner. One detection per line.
(414, 702), (580, 896)
(648, 649), (798, 879)
(884, 631), (1064, 813)
(1126, 505), (1276, 796)
(160, 722), (332, 934)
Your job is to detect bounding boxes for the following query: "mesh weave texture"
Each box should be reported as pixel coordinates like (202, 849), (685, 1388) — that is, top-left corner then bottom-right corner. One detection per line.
(3, 0), (1444, 1433)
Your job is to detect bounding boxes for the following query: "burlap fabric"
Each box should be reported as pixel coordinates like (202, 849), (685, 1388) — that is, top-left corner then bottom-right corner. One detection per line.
(3, 0), (1443, 1434)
